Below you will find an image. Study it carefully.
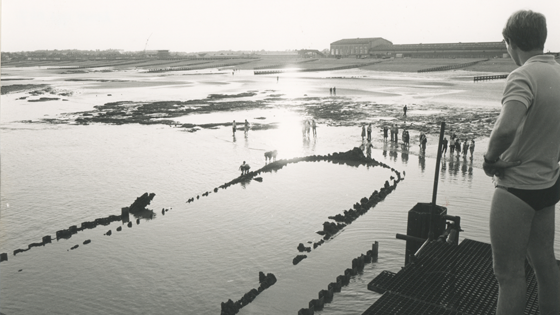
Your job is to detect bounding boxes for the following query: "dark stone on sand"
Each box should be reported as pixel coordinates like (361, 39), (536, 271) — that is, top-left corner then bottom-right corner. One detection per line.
(116, 226), (122, 231)
(0, 253), (7, 262)
(127, 222), (132, 228)
(293, 255), (307, 265)
(106, 230), (112, 236)
(70, 245), (79, 250)
(83, 239), (91, 245)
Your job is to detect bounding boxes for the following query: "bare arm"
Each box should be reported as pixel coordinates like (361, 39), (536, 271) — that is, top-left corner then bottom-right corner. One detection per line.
(485, 100), (527, 161)
(483, 100), (526, 177)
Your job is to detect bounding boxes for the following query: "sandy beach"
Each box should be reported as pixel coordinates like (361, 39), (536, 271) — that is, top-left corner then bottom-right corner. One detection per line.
(1, 57), (536, 315)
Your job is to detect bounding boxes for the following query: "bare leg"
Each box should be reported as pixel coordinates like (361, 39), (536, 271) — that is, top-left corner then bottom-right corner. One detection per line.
(526, 205), (560, 315)
(490, 188), (535, 315)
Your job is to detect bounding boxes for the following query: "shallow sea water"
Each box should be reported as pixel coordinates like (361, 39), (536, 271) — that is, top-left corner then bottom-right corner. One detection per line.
(2, 67), (560, 315)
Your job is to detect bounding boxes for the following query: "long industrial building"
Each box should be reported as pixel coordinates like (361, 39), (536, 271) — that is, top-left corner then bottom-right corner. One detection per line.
(330, 37), (508, 58)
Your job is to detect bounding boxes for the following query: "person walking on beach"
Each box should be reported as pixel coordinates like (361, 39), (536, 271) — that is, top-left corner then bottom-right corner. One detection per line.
(394, 124), (399, 144)
(361, 125), (366, 141)
(367, 123), (372, 141)
(244, 119), (249, 133)
(232, 120), (236, 134)
(462, 139), (469, 158)
(469, 139), (475, 158)
(403, 105), (408, 117)
(483, 10), (560, 315)
(333, 87), (336, 95)
(441, 137), (448, 155)
(330, 87), (332, 95)
(420, 133), (427, 153)
(449, 137), (455, 155)
(383, 125), (388, 141)
(455, 139), (461, 158)
(312, 119), (317, 136)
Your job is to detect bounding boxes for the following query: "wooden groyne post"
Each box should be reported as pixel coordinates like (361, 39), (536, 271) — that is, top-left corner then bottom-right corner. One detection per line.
(474, 74), (508, 82)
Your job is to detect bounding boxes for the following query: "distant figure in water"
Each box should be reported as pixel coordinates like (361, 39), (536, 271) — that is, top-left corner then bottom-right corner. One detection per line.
(264, 150), (277, 163)
(441, 137), (448, 155)
(329, 87), (332, 95)
(239, 161), (250, 175)
(232, 120), (236, 134)
(312, 119), (317, 136)
(333, 87), (336, 95)
(277, 76), (279, 82)
(403, 105), (408, 117)
(383, 125), (388, 141)
(244, 119), (249, 132)
(450, 137), (455, 155)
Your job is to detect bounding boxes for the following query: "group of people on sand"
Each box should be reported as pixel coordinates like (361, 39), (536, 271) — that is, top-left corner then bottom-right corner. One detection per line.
(379, 124), (409, 147)
(441, 134), (475, 159)
(232, 119), (250, 134)
(302, 119), (317, 137)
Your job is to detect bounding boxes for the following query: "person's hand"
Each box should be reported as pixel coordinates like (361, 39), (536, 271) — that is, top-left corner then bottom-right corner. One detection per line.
(483, 159), (521, 178)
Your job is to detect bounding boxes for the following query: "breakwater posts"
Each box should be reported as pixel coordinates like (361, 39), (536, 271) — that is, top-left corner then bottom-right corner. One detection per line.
(221, 272), (277, 315)
(474, 74), (508, 82)
(145, 59), (258, 73)
(181, 147), (402, 267)
(297, 243), (379, 314)
(1, 193), (161, 262)
(253, 59), (319, 70)
(254, 61), (384, 75)
(292, 175), (400, 264)
(146, 61), (211, 73)
(417, 59), (489, 73)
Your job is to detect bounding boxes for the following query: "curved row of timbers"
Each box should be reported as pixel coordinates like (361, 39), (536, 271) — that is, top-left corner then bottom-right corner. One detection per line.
(1, 147), (403, 314)
(217, 147), (403, 314)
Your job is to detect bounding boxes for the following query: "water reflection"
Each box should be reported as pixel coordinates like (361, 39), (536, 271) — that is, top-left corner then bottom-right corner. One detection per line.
(441, 155), (474, 179)
(418, 154), (426, 172)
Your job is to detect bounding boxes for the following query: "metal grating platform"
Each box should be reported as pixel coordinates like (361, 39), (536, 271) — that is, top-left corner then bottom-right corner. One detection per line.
(364, 239), (545, 315)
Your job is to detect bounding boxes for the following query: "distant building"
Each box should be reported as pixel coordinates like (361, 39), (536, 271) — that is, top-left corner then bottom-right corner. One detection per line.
(330, 38), (393, 58)
(330, 38), (508, 58)
(370, 41), (508, 58)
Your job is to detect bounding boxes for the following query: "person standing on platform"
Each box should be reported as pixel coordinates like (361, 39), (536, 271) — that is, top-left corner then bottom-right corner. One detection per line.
(483, 10), (560, 315)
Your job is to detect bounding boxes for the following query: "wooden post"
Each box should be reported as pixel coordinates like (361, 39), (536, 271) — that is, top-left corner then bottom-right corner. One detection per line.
(372, 241), (379, 262)
(429, 122), (446, 241)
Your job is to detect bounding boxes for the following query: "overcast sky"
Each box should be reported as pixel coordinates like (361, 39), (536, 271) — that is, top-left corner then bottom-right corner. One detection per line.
(1, 0), (559, 53)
